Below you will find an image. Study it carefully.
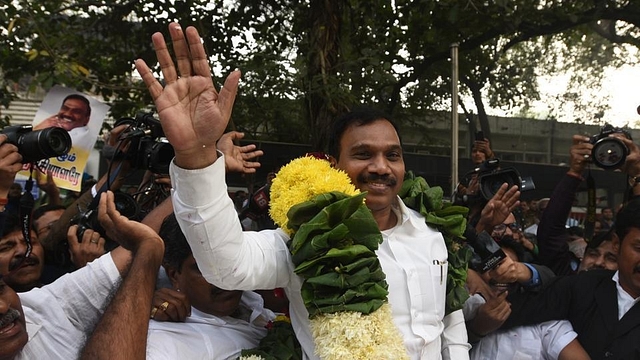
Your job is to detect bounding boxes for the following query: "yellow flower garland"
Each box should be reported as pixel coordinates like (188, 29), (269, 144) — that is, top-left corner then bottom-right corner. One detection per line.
(269, 156), (359, 235)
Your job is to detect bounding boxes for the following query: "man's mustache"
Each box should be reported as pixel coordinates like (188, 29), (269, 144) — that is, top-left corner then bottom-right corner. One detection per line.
(357, 173), (397, 187)
(8, 255), (40, 272)
(0, 308), (20, 328)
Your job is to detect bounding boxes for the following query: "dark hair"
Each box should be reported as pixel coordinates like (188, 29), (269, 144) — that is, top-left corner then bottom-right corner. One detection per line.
(158, 213), (192, 271)
(498, 237), (527, 262)
(62, 94), (92, 118)
(587, 229), (616, 249)
(32, 204), (67, 222)
(326, 106), (401, 160)
(1, 212), (36, 238)
(615, 197), (640, 242)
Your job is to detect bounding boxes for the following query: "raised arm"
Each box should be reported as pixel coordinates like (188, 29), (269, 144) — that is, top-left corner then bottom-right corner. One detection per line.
(134, 22), (240, 170)
(133, 22), (293, 293)
(80, 191), (164, 360)
(537, 135), (590, 276)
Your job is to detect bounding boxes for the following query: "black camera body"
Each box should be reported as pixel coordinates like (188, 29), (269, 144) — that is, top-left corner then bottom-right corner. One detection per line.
(475, 159), (535, 200)
(589, 124), (632, 170)
(1, 125), (72, 163)
(115, 112), (175, 175)
(70, 191), (140, 241)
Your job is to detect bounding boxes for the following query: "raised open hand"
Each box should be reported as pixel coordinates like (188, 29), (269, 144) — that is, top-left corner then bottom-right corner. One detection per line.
(134, 22), (241, 170)
(476, 183), (520, 233)
(217, 131), (263, 174)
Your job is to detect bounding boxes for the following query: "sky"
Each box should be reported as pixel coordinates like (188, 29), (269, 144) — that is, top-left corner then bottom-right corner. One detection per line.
(511, 63), (640, 129)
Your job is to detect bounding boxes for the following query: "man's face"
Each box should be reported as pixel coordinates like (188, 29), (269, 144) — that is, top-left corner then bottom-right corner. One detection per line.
(333, 119), (405, 215)
(579, 240), (618, 272)
(34, 209), (65, 241)
(0, 230), (44, 292)
(471, 146), (486, 165)
(168, 255), (243, 317)
(0, 279), (28, 359)
(56, 98), (90, 131)
(616, 227), (640, 298)
(492, 213), (520, 241)
(602, 208), (614, 221)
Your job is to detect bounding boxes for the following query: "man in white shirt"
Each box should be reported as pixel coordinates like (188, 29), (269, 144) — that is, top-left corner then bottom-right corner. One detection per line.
(145, 213), (274, 359)
(134, 22), (470, 359)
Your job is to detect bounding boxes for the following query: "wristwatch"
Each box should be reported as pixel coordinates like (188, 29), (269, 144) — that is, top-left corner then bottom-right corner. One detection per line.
(628, 175), (640, 187)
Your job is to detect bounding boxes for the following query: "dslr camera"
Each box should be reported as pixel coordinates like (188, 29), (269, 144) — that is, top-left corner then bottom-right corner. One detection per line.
(115, 112), (175, 175)
(589, 124), (632, 170)
(70, 190), (140, 241)
(1, 125), (72, 163)
(474, 159), (535, 200)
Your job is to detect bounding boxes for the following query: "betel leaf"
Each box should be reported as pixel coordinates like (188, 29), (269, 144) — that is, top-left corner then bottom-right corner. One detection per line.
(400, 171), (472, 315)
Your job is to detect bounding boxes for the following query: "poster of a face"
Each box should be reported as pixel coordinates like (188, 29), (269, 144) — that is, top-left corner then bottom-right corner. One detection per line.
(18, 86), (109, 192)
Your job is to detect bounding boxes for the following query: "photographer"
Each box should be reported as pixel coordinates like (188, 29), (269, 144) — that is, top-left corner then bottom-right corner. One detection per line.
(537, 131), (640, 277)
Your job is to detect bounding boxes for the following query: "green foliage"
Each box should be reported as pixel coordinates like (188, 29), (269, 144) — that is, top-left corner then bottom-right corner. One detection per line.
(1, 0), (639, 142)
(399, 170), (471, 315)
(286, 191), (389, 317)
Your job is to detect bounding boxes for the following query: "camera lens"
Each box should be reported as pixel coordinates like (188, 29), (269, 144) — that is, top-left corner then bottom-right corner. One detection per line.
(591, 138), (627, 169)
(18, 127), (72, 162)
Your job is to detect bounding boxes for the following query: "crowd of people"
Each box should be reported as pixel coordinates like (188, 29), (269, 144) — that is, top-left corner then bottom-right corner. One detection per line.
(1, 22), (640, 360)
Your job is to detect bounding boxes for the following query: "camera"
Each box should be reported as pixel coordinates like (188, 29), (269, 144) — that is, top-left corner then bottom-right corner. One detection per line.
(1, 125), (72, 163)
(589, 124), (632, 170)
(114, 112), (175, 175)
(474, 159), (535, 200)
(70, 190), (140, 241)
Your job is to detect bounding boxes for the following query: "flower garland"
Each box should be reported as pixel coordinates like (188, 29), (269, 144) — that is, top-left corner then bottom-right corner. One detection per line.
(267, 156), (408, 360)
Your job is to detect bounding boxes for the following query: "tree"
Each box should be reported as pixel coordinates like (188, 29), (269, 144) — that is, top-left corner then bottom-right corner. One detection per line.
(1, 0), (640, 150)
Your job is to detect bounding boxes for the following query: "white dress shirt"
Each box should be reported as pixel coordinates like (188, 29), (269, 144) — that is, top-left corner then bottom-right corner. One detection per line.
(463, 294), (577, 360)
(15, 253), (121, 359)
(146, 291), (274, 360)
(170, 155), (470, 360)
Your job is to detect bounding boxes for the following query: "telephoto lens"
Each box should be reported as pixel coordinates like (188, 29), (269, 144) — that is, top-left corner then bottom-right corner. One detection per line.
(1, 125), (72, 163)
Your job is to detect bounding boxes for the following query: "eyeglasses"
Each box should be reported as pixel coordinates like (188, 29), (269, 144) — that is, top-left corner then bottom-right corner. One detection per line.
(36, 221), (57, 237)
(493, 222), (520, 233)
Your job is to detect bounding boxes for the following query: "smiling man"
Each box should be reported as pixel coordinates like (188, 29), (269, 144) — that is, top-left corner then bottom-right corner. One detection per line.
(33, 94), (96, 150)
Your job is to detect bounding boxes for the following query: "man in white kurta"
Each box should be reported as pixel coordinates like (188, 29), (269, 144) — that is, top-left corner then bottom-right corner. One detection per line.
(146, 291), (274, 360)
(14, 253), (121, 359)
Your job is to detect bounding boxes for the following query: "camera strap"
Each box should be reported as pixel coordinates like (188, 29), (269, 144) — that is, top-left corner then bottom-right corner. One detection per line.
(19, 175), (35, 261)
(584, 170), (596, 243)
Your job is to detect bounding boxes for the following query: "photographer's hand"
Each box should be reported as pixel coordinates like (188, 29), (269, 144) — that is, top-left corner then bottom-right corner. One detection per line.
(0, 135), (22, 199)
(97, 191), (163, 254)
(67, 225), (106, 268)
(135, 23), (240, 170)
(568, 135), (592, 177)
(474, 139), (494, 159)
(218, 131), (263, 174)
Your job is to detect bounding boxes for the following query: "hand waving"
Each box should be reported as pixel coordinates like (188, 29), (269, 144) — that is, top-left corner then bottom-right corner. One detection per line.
(476, 183), (520, 233)
(134, 23), (241, 170)
(218, 131), (263, 174)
